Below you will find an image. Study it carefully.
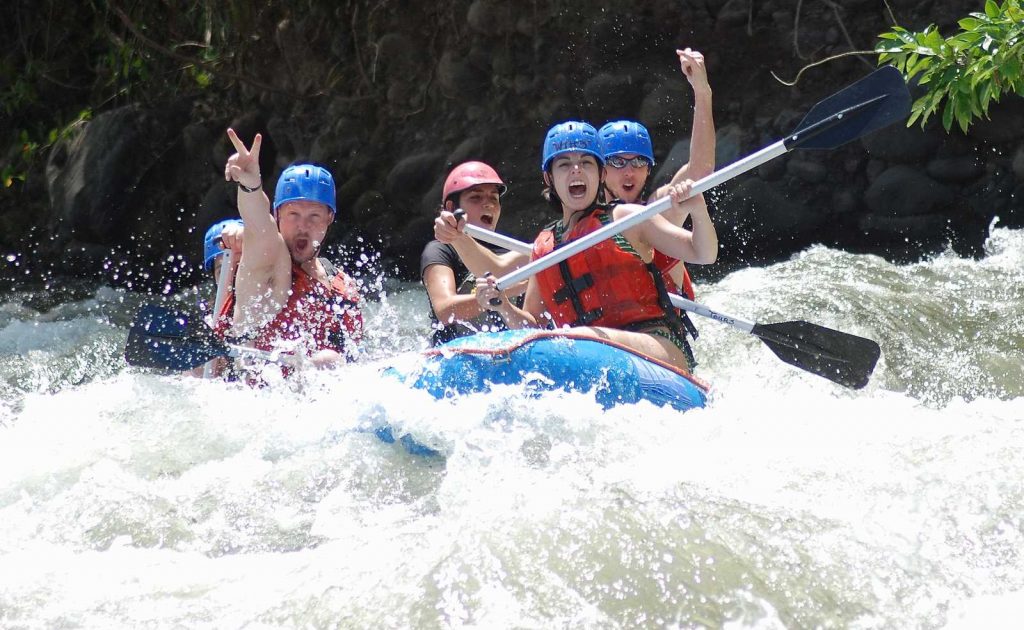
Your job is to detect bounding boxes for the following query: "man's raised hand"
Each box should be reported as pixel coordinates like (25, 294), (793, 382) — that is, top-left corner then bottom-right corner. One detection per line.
(225, 128), (263, 190)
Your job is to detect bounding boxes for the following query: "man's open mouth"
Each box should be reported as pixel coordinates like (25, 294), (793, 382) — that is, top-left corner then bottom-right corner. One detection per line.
(480, 214), (494, 226)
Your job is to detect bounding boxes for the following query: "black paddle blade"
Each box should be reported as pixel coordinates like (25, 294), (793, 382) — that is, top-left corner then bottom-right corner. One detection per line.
(124, 304), (229, 371)
(786, 65), (911, 151)
(750, 320), (881, 389)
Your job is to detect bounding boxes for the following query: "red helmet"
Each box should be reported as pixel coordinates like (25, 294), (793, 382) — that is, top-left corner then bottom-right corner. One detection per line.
(442, 161), (507, 203)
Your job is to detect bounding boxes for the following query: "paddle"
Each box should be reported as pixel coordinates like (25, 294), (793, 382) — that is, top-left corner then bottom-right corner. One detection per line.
(124, 303), (278, 371)
(460, 223), (880, 389)
(203, 249), (233, 377)
(492, 65), (910, 292)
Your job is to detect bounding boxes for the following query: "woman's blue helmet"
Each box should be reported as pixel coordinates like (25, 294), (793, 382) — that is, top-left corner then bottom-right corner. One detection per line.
(273, 163), (337, 214)
(541, 121), (602, 172)
(598, 120), (655, 165)
(203, 218), (243, 271)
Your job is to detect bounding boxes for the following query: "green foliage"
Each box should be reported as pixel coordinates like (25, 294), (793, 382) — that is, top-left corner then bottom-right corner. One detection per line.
(876, 0), (1024, 133)
(1, 1), (239, 188)
(2, 131), (34, 188)
(2, 109), (91, 189)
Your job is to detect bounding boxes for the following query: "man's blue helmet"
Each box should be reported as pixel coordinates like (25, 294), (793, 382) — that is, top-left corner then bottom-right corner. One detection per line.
(273, 163), (337, 214)
(203, 218), (243, 271)
(598, 120), (655, 165)
(541, 121), (602, 172)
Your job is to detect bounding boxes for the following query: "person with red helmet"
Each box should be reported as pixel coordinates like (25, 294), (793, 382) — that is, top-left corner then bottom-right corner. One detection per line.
(421, 161), (526, 346)
(221, 129), (363, 369)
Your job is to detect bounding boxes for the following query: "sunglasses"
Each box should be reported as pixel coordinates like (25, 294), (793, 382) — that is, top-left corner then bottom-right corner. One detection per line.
(606, 155), (651, 169)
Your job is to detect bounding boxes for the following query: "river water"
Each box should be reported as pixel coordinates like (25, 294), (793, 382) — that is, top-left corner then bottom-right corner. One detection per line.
(1, 226), (1022, 629)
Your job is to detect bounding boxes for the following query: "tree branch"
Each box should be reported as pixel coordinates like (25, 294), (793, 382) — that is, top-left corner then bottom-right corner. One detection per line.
(771, 50), (878, 86)
(108, 3), (323, 101)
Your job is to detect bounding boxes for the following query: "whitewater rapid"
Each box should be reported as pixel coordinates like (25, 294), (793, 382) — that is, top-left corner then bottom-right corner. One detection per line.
(0, 227), (1021, 628)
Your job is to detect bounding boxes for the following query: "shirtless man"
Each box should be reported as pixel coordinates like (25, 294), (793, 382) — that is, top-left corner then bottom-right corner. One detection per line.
(222, 130), (362, 367)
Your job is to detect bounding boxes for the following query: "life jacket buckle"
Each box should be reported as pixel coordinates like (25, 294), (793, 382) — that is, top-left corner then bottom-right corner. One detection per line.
(552, 273), (594, 304)
(577, 307), (603, 325)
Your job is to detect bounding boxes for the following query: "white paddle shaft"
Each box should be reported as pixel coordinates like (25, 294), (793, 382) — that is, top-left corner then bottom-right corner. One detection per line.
(493, 140), (788, 291)
(203, 250), (233, 378)
(462, 224), (756, 334)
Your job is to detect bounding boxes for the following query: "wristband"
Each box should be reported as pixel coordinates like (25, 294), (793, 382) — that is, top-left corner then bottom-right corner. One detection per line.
(237, 180), (261, 193)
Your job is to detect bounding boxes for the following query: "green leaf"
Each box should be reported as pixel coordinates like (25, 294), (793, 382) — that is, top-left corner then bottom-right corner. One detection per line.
(874, 43), (904, 54)
(895, 28), (917, 46)
(1003, 57), (1021, 80)
(906, 52), (920, 73)
(910, 55), (934, 76)
(942, 97), (955, 131)
(910, 93), (937, 127)
(923, 28), (945, 48)
(954, 96), (972, 132)
(972, 67), (995, 88)
(979, 81), (993, 109)
(966, 91), (982, 117)
(985, 0), (1000, 18)
(907, 107), (922, 128)
(952, 32), (984, 48)
(958, 17), (982, 30)
(193, 69), (212, 88)
(957, 110), (970, 133)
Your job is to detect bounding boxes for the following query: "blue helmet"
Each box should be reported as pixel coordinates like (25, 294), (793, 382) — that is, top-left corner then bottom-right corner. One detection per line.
(203, 218), (243, 271)
(273, 163), (337, 214)
(541, 121), (602, 172)
(598, 120), (655, 165)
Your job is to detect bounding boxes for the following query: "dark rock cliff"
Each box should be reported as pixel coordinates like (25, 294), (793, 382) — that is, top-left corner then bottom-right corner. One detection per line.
(1, 0), (1021, 292)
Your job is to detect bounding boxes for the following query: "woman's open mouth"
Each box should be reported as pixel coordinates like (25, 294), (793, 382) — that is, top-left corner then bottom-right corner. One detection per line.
(568, 179), (587, 198)
(480, 214), (494, 226)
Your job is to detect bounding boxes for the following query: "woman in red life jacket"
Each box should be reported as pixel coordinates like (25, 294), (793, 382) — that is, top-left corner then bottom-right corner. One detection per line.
(475, 121), (718, 374)
(598, 48), (715, 304)
(222, 130), (362, 369)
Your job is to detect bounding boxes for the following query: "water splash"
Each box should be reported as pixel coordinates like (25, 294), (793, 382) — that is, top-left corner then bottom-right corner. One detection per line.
(1, 229), (1023, 627)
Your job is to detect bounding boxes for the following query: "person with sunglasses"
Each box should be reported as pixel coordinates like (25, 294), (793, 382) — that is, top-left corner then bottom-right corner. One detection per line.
(474, 121), (718, 374)
(599, 48), (715, 304)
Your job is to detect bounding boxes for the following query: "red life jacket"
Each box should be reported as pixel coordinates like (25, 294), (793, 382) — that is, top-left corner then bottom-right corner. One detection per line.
(652, 251), (696, 300)
(604, 191), (697, 301)
(216, 259), (362, 357)
(532, 208), (667, 328)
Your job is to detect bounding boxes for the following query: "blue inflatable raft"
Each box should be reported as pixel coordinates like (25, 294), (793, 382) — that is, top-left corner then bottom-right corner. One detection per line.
(378, 329), (709, 455)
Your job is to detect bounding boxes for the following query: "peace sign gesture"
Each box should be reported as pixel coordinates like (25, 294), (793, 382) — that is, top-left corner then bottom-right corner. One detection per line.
(224, 128), (263, 190)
